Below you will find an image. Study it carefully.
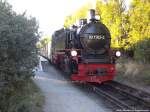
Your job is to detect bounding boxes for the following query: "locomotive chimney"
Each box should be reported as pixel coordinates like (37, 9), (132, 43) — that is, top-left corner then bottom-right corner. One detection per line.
(89, 9), (96, 20)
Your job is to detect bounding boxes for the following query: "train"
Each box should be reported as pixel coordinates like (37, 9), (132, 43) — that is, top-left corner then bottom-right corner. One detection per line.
(41, 9), (121, 83)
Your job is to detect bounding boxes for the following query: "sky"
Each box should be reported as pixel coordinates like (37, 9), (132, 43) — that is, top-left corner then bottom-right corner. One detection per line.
(7, 0), (131, 37)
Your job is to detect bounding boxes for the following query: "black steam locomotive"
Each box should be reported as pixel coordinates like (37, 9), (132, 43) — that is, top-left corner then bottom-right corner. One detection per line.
(49, 9), (120, 83)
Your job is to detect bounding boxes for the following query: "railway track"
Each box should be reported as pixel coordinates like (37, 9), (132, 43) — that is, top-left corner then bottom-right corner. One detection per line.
(84, 81), (150, 111)
(105, 81), (150, 108)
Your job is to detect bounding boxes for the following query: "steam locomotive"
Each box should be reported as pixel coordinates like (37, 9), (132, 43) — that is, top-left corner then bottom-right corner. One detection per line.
(43, 9), (121, 83)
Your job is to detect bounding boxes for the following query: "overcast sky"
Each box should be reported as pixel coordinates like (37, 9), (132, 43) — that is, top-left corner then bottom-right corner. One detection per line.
(7, 0), (131, 37)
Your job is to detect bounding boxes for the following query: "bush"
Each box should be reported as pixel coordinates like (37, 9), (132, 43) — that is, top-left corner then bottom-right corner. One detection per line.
(0, 1), (39, 85)
(116, 57), (150, 85)
(133, 39), (150, 63)
(0, 80), (44, 112)
(0, 1), (40, 111)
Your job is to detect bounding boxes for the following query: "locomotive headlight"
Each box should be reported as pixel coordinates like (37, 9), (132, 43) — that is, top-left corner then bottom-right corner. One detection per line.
(71, 50), (77, 56)
(116, 51), (121, 57)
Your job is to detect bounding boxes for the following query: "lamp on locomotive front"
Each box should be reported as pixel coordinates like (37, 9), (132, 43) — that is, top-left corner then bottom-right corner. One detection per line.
(116, 51), (121, 57)
(71, 50), (77, 57)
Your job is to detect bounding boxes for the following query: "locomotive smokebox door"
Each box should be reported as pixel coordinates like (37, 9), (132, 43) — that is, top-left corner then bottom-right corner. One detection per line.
(79, 21), (111, 54)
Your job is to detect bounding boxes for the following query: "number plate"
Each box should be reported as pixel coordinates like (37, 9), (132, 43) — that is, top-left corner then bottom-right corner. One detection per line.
(88, 35), (105, 40)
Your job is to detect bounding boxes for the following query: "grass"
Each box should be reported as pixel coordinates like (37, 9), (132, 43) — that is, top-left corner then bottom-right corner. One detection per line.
(115, 57), (150, 87)
(0, 79), (44, 112)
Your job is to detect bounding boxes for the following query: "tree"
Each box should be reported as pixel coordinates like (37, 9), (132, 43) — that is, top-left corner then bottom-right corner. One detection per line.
(127, 0), (150, 45)
(64, 3), (92, 28)
(128, 0), (150, 62)
(37, 36), (51, 49)
(96, 0), (126, 48)
(0, 1), (39, 111)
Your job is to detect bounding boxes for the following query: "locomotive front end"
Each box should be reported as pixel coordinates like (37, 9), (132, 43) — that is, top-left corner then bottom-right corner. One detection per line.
(71, 9), (116, 83)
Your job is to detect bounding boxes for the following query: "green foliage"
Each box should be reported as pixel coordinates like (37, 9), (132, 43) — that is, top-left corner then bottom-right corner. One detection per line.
(127, 0), (150, 45)
(96, 0), (150, 49)
(0, 80), (44, 112)
(134, 39), (150, 63)
(64, 3), (92, 28)
(0, 0), (39, 83)
(116, 57), (150, 85)
(126, 0), (150, 63)
(37, 36), (51, 48)
(0, 0), (40, 111)
(96, 0), (126, 48)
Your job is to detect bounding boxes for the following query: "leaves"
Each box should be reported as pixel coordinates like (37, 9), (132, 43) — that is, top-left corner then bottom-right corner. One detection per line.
(0, 1), (40, 111)
(0, 0), (39, 92)
(128, 0), (150, 45)
(96, 0), (126, 48)
(64, 3), (92, 28)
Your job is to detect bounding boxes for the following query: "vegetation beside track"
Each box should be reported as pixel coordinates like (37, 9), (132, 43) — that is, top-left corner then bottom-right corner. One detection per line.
(0, 80), (44, 112)
(116, 57), (150, 91)
(0, 1), (44, 111)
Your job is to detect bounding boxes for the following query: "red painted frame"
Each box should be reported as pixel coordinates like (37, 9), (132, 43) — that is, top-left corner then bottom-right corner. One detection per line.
(52, 49), (115, 83)
(71, 64), (115, 83)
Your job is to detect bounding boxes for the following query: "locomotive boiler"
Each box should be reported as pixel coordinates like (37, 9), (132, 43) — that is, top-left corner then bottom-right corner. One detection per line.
(50, 9), (121, 83)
